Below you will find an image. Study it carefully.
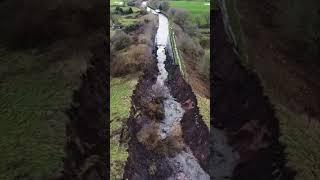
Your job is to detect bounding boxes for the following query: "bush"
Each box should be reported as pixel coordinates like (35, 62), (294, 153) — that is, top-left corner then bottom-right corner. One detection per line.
(179, 34), (204, 58)
(197, 50), (210, 79)
(159, 1), (170, 12)
(136, 122), (161, 150)
(111, 45), (150, 76)
(127, 7), (133, 14)
(115, 6), (124, 14)
(168, 8), (177, 17)
(148, 0), (160, 9)
(127, 0), (135, 6)
(111, 30), (130, 51)
(199, 37), (210, 48)
(124, 22), (142, 33)
(172, 9), (189, 27)
(140, 9), (148, 15)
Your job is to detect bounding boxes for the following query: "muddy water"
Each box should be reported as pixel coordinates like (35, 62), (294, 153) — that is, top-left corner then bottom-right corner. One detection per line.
(151, 12), (210, 180)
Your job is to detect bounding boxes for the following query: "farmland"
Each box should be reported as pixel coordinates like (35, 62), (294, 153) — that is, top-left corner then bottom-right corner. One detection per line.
(169, 1), (210, 15)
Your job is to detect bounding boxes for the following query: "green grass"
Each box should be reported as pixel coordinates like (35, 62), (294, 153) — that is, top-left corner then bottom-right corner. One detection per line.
(169, 1), (210, 15)
(0, 47), (83, 179)
(110, 5), (141, 27)
(196, 95), (210, 128)
(118, 18), (140, 27)
(276, 104), (320, 180)
(110, 0), (124, 6)
(110, 75), (140, 180)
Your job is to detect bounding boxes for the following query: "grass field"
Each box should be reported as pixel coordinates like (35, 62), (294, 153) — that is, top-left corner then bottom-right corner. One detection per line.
(110, 0), (124, 6)
(110, 74), (140, 180)
(276, 104), (320, 180)
(0, 46), (86, 179)
(196, 95), (210, 128)
(169, 1), (210, 15)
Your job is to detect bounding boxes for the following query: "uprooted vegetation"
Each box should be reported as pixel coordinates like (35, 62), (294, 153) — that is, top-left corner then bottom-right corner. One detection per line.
(135, 86), (185, 156)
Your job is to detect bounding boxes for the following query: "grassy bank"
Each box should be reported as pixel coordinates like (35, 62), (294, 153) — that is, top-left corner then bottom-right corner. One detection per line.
(110, 75), (140, 180)
(0, 46), (86, 179)
(276, 104), (320, 180)
(196, 95), (210, 128)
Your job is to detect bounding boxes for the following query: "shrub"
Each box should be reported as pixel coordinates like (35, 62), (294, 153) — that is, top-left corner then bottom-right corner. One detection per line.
(148, 0), (160, 9)
(172, 9), (189, 27)
(115, 6), (124, 14)
(179, 34), (204, 58)
(183, 22), (199, 36)
(140, 9), (148, 15)
(124, 22), (142, 33)
(195, 15), (202, 27)
(127, 7), (133, 14)
(136, 122), (161, 150)
(159, 1), (170, 12)
(155, 123), (185, 156)
(127, 0), (135, 6)
(197, 50), (210, 79)
(111, 30), (130, 50)
(199, 37), (210, 48)
(111, 45), (150, 76)
(168, 8), (177, 17)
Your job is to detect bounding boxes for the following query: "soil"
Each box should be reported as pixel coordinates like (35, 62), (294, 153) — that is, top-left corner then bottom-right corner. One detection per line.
(53, 35), (109, 180)
(236, 0), (320, 120)
(212, 8), (295, 180)
(173, 24), (210, 98)
(123, 36), (209, 179)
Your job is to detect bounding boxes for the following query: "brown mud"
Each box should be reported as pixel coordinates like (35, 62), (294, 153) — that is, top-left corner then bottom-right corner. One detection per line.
(53, 36), (108, 180)
(123, 40), (209, 179)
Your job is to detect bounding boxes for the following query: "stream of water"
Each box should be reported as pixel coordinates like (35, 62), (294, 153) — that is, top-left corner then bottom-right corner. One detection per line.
(151, 11), (210, 180)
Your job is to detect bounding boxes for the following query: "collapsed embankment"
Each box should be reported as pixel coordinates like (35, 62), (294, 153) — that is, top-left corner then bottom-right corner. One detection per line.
(123, 12), (209, 179)
(54, 38), (108, 180)
(123, 54), (210, 179)
(212, 5), (295, 180)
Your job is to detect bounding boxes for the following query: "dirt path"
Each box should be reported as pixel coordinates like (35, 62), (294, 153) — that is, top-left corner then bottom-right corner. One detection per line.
(123, 8), (210, 180)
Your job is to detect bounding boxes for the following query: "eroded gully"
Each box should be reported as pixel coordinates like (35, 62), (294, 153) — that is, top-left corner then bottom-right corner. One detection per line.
(152, 12), (209, 180)
(153, 10), (240, 180)
(123, 5), (239, 179)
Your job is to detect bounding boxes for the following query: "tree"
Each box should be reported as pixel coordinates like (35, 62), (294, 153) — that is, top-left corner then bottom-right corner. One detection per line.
(159, 1), (169, 12)
(111, 30), (131, 50)
(172, 9), (188, 27)
(204, 13), (210, 27)
(195, 15), (202, 27)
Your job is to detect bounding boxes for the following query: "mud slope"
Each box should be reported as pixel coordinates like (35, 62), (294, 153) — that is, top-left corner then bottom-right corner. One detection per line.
(56, 38), (108, 180)
(212, 7), (295, 180)
(123, 58), (209, 179)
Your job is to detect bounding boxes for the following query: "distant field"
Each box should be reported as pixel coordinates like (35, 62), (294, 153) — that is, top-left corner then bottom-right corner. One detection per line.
(110, 0), (123, 6)
(169, 1), (210, 15)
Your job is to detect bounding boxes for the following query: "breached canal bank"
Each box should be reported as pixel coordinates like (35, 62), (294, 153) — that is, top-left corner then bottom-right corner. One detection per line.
(123, 8), (210, 180)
